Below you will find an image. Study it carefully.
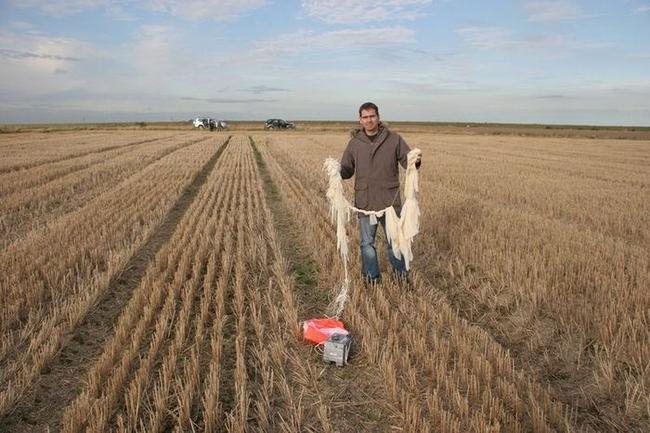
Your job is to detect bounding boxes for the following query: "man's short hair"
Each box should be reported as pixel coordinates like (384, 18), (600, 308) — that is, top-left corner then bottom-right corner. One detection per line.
(359, 102), (379, 116)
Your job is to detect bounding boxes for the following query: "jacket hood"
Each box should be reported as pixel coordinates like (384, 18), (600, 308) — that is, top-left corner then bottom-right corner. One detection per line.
(350, 122), (385, 139)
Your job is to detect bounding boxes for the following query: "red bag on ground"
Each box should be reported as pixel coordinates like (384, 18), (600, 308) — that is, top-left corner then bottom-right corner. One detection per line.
(302, 318), (348, 345)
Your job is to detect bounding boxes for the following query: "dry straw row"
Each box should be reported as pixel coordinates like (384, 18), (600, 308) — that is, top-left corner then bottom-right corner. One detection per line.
(0, 137), (224, 418)
(0, 131), (172, 173)
(259, 135), (575, 432)
(64, 136), (243, 432)
(0, 134), (202, 249)
(269, 132), (649, 431)
(410, 134), (649, 429)
(0, 132), (180, 197)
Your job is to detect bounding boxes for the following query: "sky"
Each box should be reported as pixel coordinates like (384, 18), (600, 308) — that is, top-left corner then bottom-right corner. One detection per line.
(0, 0), (649, 125)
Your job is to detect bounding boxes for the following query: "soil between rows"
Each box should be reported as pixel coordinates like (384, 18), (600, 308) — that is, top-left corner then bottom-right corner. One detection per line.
(2, 137), (230, 433)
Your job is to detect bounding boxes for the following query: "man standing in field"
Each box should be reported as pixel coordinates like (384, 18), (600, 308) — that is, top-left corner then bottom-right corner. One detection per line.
(339, 102), (421, 284)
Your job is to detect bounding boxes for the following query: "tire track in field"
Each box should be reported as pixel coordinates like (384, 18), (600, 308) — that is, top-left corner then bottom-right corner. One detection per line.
(0, 134), (178, 174)
(2, 137), (231, 433)
(249, 136), (324, 319)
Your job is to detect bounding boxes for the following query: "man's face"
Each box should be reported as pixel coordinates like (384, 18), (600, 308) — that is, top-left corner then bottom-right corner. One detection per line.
(359, 108), (379, 135)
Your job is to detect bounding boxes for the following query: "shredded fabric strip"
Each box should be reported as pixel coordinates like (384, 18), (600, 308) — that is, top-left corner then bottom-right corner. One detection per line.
(323, 148), (422, 318)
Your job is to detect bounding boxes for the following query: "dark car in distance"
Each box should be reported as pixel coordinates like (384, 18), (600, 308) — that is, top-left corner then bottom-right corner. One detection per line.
(264, 118), (295, 130)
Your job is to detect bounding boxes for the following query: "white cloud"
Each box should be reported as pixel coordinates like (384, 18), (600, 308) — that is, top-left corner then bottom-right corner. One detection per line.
(525, 1), (585, 22)
(456, 26), (612, 54)
(131, 25), (178, 64)
(0, 30), (100, 99)
(248, 27), (415, 59)
(128, 25), (192, 87)
(634, 5), (650, 14)
(0, 26), (194, 112)
(7, 21), (40, 33)
(456, 27), (514, 50)
(627, 51), (650, 59)
(145, 0), (267, 21)
(8, 0), (266, 20)
(0, 48), (80, 61)
(0, 30), (94, 69)
(122, 24), (233, 94)
(240, 85), (290, 94)
(8, 0), (112, 17)
(302, 0), (432, 24)
(181, 96), (277, 103)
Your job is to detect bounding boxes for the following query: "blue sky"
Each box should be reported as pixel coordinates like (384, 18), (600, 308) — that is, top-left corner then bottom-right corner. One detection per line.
(0, 0), (649, 125)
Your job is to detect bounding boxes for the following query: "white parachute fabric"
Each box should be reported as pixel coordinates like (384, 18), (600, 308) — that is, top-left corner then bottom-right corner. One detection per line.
(389, 148), (422, 269)
(323, 158), (352, 318)
(383, 205), (400, 257)
(323, 158), (351, 263)
(323, 148), (422, 317)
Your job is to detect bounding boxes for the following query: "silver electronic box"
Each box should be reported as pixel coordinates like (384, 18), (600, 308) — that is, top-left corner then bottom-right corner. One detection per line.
(323, 333), (352, 367)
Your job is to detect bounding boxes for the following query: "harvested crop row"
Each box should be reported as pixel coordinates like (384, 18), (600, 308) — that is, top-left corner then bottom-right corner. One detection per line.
(0, 137), (227, 418)
(0, 132), (186, 198)
(409, 134), (650, 180)
(408, 138), (649, 247)
(0, 131), (114, 150)
(276, 132), (650, 432)
(69, 134), (362, 432)
(61, 135), (309, 433)
(239, 137), (333, 432)
(136, 135), (326, 432)
(61, 136), (241, 432)
(249, 136), (399, 432)
(418, 184), (649, 431)
(400, 135), (650, 431)
(277, 133), (649, 247)
(0, 137), (222, 334)
(257, 136), (574, 432)
(0, 131), (175, 173)
(424, 140), (650, 186)
(0, 135), (204, 249)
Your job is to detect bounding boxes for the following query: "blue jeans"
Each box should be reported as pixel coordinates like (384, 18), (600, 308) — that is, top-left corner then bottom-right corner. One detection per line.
(359, 214), (407, 281)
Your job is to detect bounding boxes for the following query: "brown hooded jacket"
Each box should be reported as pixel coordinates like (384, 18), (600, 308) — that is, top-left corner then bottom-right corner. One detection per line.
(340, 125), (412, 212)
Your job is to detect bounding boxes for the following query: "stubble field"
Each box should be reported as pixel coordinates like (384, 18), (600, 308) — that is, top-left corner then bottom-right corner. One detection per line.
(0, 126), (647, 433)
